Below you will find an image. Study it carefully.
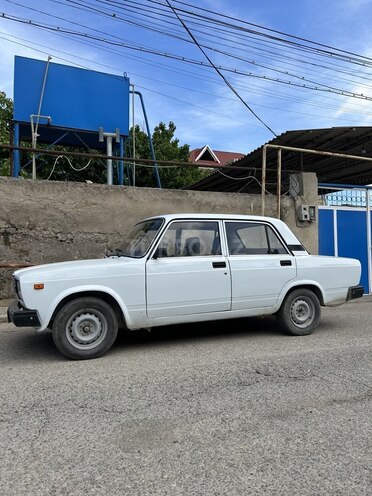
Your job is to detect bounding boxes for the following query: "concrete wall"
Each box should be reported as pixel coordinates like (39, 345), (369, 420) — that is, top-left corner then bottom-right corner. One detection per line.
(279, 172), (318, 254)
(0, 174), (318, 298)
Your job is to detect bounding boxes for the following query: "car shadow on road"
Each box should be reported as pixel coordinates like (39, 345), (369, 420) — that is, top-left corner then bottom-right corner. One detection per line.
(114, 315), (282, 350)
(2, 315), (283, 362)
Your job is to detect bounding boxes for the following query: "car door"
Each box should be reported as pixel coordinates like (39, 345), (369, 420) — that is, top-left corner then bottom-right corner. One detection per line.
(146, 220), (231, 318)
(225, 221), (296, 310)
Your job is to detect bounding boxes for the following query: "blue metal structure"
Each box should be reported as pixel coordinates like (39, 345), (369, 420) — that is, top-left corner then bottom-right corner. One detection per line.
(318, 209), (335, 256)
(14, 56), (129, 134)
(319, 184), (372, 293)
(319, 207), (369, 292)
(12, 56), (130, 181)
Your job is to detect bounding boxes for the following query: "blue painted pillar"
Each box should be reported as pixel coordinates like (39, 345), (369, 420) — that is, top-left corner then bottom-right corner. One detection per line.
(13, 123), (20, 177)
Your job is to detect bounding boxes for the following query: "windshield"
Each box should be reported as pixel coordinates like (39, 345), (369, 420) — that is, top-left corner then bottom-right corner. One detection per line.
(114, 218), (164, 258)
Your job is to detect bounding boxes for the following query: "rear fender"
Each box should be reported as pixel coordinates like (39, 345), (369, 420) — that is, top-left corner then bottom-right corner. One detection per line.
(276, 281), (325, 310)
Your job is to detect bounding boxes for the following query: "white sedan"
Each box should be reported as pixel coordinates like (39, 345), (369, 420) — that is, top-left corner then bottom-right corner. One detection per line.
(8, 214), (363, 359)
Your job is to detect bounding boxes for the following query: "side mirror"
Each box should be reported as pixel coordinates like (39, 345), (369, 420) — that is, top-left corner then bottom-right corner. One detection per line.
(152, 247), (159, 259)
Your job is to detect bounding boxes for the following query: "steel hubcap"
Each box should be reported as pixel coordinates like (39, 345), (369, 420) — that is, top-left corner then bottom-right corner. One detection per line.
(66, 310), (107, 350)
(290, 297), (314, 328)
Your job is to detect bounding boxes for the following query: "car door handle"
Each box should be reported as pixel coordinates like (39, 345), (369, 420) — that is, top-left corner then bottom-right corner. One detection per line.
(212, 261), (226, 268)
(280, 260), (292, 266)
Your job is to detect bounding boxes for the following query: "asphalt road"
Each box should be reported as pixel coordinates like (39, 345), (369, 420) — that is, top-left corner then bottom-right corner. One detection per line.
(0, 299), (371, 496)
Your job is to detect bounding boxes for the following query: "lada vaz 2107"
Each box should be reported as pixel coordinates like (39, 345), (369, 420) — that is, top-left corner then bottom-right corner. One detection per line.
(8, 214), (363, 359)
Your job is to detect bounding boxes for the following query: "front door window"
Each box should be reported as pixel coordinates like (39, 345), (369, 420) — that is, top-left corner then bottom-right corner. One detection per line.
(156, 221), (221, 258)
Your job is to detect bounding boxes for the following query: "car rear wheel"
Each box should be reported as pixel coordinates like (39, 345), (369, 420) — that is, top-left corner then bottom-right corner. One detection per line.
(277, 289), (321, 336)
(52, 297), (118, 359)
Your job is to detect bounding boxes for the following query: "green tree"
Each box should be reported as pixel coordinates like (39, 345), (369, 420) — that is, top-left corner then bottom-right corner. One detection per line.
(126, 121), (208, 189)
(0, 91), (13, 175)
(0, 94), (206, 188)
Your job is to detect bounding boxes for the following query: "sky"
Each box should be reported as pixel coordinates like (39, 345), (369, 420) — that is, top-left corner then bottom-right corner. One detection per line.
(1, 0), (372, 154)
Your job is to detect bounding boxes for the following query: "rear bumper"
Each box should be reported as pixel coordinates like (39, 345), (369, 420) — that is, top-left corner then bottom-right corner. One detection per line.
(7, 300), (41, 327)
(347, 285), (364, 301)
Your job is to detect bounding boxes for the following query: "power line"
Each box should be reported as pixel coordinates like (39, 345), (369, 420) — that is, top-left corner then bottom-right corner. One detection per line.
(50, 0), (372, 89)
(165, 0), (278, 136)
(9, 0), (372, 93)
(38, 0), (372, 88)
(9, 23), (372, 117)
(3, 11), (372, 104)
(4, 28), (368, 129)
(79, 1), (372, 90)
(155, 0), (372, 66)
(2, 2), (372, 125)
(170, 0), (372, 64)
(0, 32), (253, 126)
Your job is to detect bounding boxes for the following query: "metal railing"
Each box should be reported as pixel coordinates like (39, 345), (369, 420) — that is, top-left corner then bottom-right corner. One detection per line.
(261, 144), (372, 217)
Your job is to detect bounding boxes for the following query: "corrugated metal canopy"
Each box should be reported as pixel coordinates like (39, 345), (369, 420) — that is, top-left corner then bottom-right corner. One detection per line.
(188, 127), (372, 193)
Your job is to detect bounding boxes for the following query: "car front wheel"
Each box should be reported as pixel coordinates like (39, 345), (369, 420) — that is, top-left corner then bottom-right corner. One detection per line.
(277, 289), (321, 336)
(52, 297), (118, 359)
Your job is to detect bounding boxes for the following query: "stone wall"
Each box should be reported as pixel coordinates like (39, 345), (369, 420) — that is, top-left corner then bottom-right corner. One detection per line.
(0, 174), (318, 298)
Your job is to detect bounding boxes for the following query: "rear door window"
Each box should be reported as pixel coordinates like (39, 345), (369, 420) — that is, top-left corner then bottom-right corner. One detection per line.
(225, 222), (288, 255)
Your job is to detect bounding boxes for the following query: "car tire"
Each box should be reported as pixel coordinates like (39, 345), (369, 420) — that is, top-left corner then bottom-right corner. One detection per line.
(52, 297), (118, 359)
(277, 289), (321, 336)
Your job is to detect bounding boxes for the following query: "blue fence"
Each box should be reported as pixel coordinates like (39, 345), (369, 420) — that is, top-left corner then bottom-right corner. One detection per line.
(319, 187), (370, 293)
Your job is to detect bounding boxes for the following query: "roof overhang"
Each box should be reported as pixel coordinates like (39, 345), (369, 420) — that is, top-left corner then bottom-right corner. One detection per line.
(188, 127), (372, 193)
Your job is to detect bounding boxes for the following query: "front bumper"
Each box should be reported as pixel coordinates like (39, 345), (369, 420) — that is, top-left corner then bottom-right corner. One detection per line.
(7, 300), (41, 327)
(347, 285), (364, 301)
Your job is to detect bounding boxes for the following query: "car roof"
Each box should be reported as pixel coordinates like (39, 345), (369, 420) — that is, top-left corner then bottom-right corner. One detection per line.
(142, 213), (305, 250)
(145, 213), (278, 222)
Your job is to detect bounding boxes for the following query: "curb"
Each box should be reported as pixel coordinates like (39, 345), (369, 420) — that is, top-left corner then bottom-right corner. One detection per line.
(0, 302), (11, 324)
(0, 303), (10, 324)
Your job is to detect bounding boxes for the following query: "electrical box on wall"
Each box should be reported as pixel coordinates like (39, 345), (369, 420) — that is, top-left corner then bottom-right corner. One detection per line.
(309, 205), (316, 221)
(297, 205), (316, 222)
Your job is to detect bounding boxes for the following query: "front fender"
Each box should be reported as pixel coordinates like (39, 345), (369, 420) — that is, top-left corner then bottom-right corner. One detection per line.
(38, 285), (132, 332)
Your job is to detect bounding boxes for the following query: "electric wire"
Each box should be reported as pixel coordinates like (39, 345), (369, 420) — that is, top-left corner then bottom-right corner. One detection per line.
(6, 0), (372, 95)
(3, 11), (371, 103)
(2, 2), (372, 133)
(118, 0), (372, 71)
(1, 18), (370, 117)
(42, 0), (372, 90)
(0, 30), (346, 117)
(46, 155), (93, 180)
(216, 169), (274, 195)
(0, 33), (254, 126)
(169, 0), (372, 64)
(24, 0), (372, 92)
(154, 0), (372, 66)
(165, 0), (277, 136)
(2, 29), (372, 122)
(83, 0), (372, 88)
